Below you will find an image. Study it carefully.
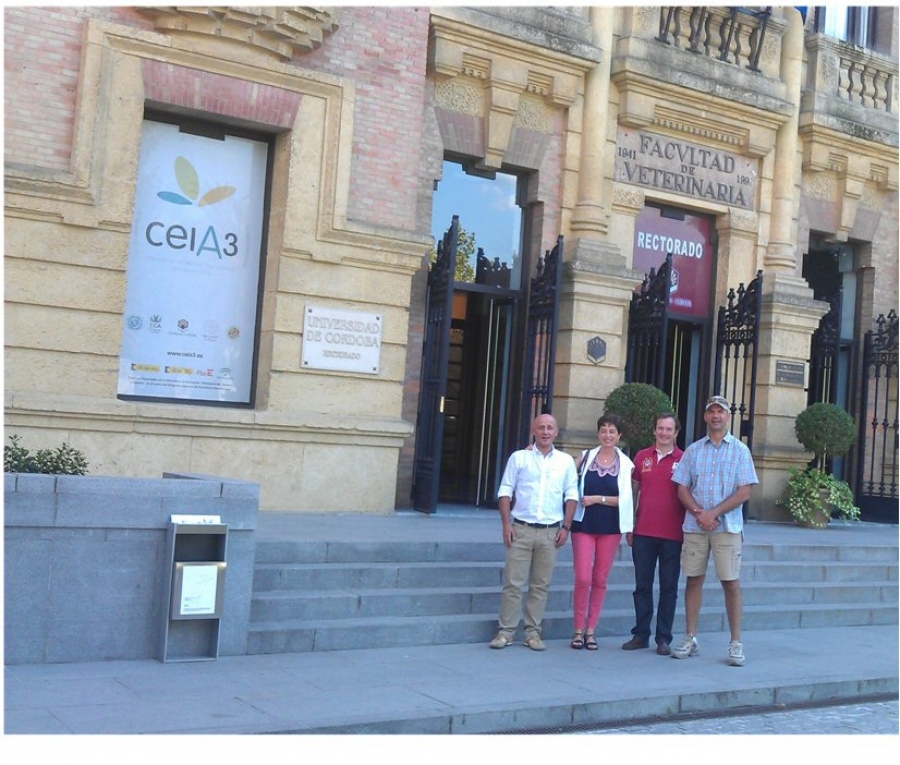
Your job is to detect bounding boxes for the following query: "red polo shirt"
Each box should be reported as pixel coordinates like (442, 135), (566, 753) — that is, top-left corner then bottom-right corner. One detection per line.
(632, 445), (686, 541)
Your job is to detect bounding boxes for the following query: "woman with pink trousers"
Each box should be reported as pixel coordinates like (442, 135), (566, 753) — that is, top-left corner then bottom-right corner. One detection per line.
(569, 413), (635, 650)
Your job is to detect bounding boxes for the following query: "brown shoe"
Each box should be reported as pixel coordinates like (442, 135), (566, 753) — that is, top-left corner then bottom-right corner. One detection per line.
(656, 642), (671, 656)
(621, 636), (649, 650)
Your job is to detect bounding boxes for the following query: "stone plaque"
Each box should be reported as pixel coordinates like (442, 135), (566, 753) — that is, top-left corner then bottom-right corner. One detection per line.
(615, 128), (758, 211)
(302, 305), (382, 374)
(775, 360), (806, 387)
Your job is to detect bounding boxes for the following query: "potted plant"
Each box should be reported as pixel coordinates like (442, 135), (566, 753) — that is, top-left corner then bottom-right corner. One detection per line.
(603, 383), (675, 453)
(778, 403), (860, 528)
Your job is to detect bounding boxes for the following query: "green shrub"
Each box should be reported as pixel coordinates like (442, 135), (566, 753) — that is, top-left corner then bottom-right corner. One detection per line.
(603, 383), (675, 452)
(4, 434), (89, 475)
(794, 402), (856, 469)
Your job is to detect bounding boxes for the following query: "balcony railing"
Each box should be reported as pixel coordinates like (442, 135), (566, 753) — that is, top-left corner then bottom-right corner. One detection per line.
(656, 6), (772, 72)
(837, 48), (895, 113)
(806, 34), (898, 118)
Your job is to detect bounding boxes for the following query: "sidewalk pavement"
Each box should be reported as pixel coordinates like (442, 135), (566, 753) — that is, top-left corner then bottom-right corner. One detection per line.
(3, 514), (898, 746)
(5, 624), (897, 737)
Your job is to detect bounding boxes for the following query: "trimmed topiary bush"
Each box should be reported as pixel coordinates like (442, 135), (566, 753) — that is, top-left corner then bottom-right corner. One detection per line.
(794, 402), (856, 469)
(778, 402), (859, 528)
(603, 383), (675, 452)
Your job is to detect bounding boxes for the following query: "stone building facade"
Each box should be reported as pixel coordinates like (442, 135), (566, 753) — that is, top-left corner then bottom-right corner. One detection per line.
(4, 6), (897, 519)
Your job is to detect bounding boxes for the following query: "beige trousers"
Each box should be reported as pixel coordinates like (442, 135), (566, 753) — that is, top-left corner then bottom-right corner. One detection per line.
(497, 524), (561, 637)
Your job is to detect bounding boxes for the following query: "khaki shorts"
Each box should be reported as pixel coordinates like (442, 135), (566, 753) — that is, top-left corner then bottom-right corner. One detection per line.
(681, 531), (742, 581)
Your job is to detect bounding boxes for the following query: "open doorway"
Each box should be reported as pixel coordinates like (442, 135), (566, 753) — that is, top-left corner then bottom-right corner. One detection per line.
(420, 161), (524, 508)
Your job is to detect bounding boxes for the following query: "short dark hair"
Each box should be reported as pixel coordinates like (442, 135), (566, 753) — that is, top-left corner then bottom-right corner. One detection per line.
(597, 413), (625, 433)
(656, 412), (681, 431)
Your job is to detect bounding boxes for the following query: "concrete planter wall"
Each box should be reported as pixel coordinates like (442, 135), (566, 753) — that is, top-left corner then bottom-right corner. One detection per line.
(4, 471), (259, 665)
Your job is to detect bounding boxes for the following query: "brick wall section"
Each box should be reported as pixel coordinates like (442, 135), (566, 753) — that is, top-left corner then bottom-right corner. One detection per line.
(142, 60), (303, 129)
(296, 6), (432, 235)
(3, 6), (151, 172)
(5, 6), (433, 237)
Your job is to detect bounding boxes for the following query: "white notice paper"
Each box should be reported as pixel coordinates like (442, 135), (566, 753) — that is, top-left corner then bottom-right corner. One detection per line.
(179, 564), (220, 616)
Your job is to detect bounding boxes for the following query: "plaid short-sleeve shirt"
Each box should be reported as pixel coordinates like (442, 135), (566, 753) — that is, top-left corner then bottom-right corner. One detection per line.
(671, 432), (758, 533)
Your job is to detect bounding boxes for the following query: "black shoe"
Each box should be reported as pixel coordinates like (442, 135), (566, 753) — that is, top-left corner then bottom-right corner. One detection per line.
(621, 636), (649, 650)
(656, 642), (671, 656)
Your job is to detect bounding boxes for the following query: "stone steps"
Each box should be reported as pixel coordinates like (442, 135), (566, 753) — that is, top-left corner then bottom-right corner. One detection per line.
(246, 538), (898, 655)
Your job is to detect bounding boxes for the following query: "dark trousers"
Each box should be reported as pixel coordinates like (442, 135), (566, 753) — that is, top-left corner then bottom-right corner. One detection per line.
(630, 534), (683, 645)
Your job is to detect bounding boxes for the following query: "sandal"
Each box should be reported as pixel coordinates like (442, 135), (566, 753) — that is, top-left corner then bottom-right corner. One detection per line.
(570, 631), (585, 650)
(584, 632), (599, 651)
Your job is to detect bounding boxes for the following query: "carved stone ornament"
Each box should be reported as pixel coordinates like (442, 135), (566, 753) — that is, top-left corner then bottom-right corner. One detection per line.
(515, 95), (553, 134)
(137, 6), (337, 60)
(806, 172), (836, 201)
(612, 186), (644, 209)
(859, 184), (880, 211)
(435, 78), (483, 116)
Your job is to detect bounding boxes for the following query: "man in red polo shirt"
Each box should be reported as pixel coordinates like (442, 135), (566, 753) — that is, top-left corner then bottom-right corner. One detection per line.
(621, 413), (686, 655)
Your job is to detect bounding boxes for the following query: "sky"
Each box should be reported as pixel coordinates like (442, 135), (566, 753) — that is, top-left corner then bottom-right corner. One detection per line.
(431, 161), (522, 269)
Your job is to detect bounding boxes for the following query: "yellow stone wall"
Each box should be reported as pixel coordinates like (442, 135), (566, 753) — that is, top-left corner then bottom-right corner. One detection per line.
(4, 16), (429, 511)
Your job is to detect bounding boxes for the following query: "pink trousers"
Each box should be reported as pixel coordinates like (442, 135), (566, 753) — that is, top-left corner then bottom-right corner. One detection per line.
(572, 532), (622, 631)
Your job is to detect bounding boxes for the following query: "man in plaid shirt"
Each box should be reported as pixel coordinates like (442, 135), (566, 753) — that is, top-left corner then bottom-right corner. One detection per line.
(670, 395), (759, 667)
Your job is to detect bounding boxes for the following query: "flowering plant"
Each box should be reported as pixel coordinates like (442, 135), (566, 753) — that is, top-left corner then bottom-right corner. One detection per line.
(778, 467), (860, 528)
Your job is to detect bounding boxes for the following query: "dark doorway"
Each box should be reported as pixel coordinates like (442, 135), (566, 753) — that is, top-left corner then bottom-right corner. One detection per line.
(665, 319), (705, 447)
(803, 243), (856, 413)
(440, 289), (517, 506)
(803, 242), (857, 484)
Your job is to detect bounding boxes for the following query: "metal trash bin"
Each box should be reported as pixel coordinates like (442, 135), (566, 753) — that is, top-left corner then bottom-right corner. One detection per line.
(159, 516), (228, 662)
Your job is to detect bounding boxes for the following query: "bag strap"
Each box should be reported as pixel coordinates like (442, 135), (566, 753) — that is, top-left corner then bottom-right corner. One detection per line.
(578, 449), (588, 477)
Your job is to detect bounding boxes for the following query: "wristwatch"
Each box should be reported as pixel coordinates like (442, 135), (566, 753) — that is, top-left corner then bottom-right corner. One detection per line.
(562, 524), (571, 531)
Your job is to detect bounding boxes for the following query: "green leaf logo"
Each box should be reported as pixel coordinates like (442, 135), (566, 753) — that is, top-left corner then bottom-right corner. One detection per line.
(157, 156), (235, 207)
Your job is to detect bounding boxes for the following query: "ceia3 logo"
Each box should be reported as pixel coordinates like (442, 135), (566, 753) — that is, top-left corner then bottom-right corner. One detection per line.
(145, 157), (240, 259)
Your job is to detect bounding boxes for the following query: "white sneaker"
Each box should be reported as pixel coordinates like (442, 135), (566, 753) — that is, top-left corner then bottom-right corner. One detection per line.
(727, 640), (745, 666)
(671, 634), (699, 659)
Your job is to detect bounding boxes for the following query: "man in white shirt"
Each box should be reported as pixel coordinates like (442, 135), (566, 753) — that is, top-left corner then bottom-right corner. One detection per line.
(490, 413), (579, 651)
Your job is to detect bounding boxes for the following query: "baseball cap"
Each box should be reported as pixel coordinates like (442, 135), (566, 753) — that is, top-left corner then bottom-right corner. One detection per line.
(705, 395), (731, 411)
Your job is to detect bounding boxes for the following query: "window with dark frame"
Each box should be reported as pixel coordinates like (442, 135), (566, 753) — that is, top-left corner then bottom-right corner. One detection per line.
(814, 5), (878, 49)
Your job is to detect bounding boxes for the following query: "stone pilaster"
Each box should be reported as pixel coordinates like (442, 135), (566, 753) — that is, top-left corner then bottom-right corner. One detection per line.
(554, 240), (644, 452)
(570, 6), (612, 239)
(765, 7), (804, 272)
(747, 271), (828, 521)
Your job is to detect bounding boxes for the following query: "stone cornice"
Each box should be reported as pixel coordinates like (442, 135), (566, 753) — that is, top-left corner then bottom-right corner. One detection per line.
(800, 122), (899, 190)
(136, 6), (337, 61)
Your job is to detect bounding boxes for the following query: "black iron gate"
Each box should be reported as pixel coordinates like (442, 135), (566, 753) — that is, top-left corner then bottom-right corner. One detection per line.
(411, 216), (458, 514)
(713, 270), (763, 448)
(807, 288), (842, 405)
(855, 309), (899, 522)
(518, 236), (564, 445)
(625, 252), (672, 389)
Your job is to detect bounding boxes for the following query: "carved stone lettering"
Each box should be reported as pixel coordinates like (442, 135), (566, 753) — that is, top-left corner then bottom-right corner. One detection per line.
(615, 128), (758, 211)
